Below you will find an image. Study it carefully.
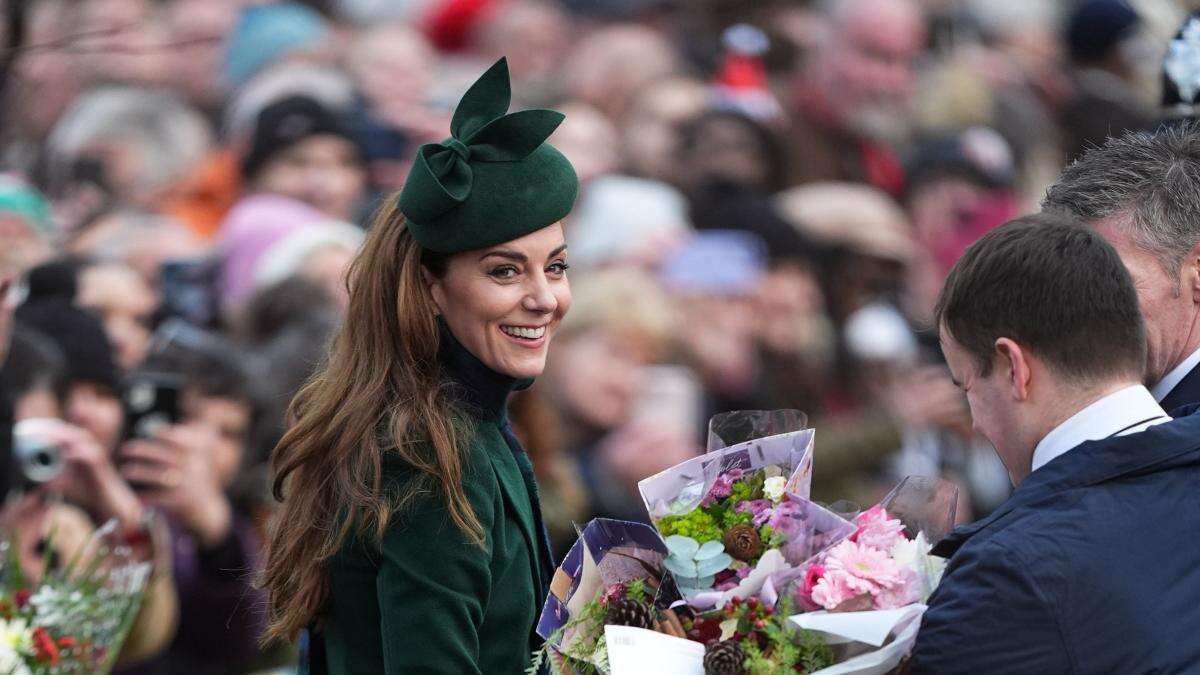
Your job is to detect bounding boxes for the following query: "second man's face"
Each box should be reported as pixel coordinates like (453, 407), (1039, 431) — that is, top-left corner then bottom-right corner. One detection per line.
(1094, 216), (1200, 386)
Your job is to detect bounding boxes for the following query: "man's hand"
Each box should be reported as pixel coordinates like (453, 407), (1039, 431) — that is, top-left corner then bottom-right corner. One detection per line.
(120, 423), (232, 549)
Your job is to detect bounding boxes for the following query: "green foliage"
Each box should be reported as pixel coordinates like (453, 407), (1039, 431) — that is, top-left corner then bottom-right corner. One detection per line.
(625, 579), (647, 604)
(721, 508), (754, 530)
(530, 593), (610, 675)
(759, 524), (787, 550)
(657, 509), (722, 544)
(713, 597), (835, 674)
(730, 471), (766, 504)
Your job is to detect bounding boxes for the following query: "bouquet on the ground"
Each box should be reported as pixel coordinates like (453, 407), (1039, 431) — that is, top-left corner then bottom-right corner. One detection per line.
(0, 519), (154, 674)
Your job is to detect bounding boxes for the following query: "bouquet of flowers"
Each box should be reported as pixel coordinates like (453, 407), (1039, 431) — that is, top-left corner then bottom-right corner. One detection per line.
(0, 519), (154, 674)
(541, 411), (961, 675)
(640, 411), (857, 608)
(533, 519), (686, 674)
(778, 476), (959, 675)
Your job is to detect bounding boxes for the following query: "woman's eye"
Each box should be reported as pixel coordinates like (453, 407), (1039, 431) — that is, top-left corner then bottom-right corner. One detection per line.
(547, 261), (570, 276)
(489, 266), (519, 279)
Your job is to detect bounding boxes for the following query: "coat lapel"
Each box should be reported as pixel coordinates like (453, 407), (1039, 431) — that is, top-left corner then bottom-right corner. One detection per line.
(480, 424), (543, 589)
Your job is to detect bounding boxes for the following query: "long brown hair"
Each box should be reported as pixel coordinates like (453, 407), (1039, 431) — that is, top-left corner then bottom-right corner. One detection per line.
(260, 200), (481, 644)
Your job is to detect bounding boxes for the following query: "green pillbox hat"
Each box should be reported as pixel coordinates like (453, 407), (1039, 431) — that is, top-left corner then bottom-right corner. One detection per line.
(398, 58), (579, 254)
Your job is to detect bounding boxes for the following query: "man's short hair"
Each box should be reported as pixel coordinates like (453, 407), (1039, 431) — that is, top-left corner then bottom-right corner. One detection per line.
(934, 213), (1146, 382)
(1042, 123), (1200, 277)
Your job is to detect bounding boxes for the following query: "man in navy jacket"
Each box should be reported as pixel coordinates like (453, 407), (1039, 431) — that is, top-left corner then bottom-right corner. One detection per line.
(1044, 124), (1200, 413)
(911, 214), (1200, 673)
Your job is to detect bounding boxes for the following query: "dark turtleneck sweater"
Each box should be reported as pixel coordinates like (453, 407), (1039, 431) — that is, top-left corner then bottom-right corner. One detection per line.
(315, 328), (554, 675)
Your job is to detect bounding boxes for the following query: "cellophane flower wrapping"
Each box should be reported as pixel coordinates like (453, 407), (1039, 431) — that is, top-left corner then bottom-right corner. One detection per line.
(637, 411), (853, 609)
(0, 518), (154, 674)
(535, 519), (678, 674)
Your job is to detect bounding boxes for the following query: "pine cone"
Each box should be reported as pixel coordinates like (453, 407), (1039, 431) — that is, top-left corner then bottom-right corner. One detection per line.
(723, 523), (764, 562)
(704, 639), (746, 675)
(605, 597), (656, 629)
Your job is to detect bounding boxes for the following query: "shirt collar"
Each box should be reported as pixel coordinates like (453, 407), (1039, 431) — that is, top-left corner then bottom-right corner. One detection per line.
(1150, 346), (1200, 403)
(1031, 384), (1171, 474)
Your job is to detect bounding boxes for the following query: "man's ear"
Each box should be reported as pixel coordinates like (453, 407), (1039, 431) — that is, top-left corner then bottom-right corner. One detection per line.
(994, 337), (1031, 402)
(420, 266), (444, 316)
(1186, 241), (1200, 305)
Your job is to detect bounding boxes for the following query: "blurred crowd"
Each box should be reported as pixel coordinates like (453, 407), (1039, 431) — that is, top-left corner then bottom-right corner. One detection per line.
(0, 0), (1191, 671)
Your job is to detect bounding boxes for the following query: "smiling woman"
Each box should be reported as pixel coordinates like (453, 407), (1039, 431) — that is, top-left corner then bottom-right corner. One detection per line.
(259, 58), (579, 675)
(428, 230), (571, 380)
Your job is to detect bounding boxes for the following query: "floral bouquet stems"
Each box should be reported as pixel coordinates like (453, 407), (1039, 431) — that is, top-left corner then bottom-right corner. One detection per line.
(0, 517), (155, 674)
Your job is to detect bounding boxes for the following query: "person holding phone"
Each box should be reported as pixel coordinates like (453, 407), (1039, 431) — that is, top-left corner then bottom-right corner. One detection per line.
(113, 335), (267, 674)
(260, 59), (578, 674)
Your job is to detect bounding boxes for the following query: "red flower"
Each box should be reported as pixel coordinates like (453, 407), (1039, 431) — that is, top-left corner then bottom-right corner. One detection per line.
(802, 564), (825, 599)
(13, 589), (31, 608)
(32, 627), (59, 665)
(57, 635), (77, 649)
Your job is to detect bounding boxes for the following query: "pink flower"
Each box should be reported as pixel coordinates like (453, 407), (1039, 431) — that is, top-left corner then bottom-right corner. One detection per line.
(823, 540), (905, 592)
(600, 582), (628, 604)
(736, 499), (801, 534)
(874, 566), (923, 609)
(736, 499), (774, 526)
(810, 569), (873, 610)
(702, 468), (745, 505)
(802, 564), (825, 598)
(852, 505), (907, 551)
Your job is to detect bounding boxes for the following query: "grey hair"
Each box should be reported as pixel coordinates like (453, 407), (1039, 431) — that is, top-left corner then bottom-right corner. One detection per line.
(45, 86), (212, 199)
(1042, 123), (1200, 278)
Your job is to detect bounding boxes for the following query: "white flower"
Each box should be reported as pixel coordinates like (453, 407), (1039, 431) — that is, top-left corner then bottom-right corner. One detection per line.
(763, 476), (787, 503)
(0, 618), (32, 675)
(888, 532), (947, 600)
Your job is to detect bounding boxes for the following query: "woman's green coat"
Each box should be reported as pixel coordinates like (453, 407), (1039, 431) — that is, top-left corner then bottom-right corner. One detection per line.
(312, 333), (554, 674)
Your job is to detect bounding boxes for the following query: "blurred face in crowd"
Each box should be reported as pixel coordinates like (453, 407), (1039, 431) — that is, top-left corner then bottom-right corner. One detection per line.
(348, 23), (442, 139)
(680, 293), (761, 393)
(251, 136), (367, 221)
(550, 103), (619, 185)
(183, 389), (250, 489)
(0, 215), (52, 278)
(78, 263), (157, 371)
(548, 327), (649, 429)
(427, 224), (571, 379)
(12, 1), (83, 138)
(77, 0), (170, 85)
(623, 80), (708, 183)
(65, 381), (123, 452)
(1094, 215), (1200, 386)
(940, 328), (1030, 485)
(166, 0), (239, 109)
(299, 244), (355, 310)
(14, 383), (61, 421)
(682, 116), (772, 191)
(815, 0), (925, 140)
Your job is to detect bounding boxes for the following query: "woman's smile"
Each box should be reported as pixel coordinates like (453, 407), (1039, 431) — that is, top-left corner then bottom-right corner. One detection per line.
(499, 324), (550, 347)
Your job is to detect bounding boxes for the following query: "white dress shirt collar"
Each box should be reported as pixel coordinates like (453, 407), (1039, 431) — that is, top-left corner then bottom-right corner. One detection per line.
(1150, 346), (1200, 403)
(1030, 385), (1171, 474)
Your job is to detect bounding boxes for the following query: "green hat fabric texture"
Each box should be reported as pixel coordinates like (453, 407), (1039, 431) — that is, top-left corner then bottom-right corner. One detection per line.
(399, 58), (579, 254)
